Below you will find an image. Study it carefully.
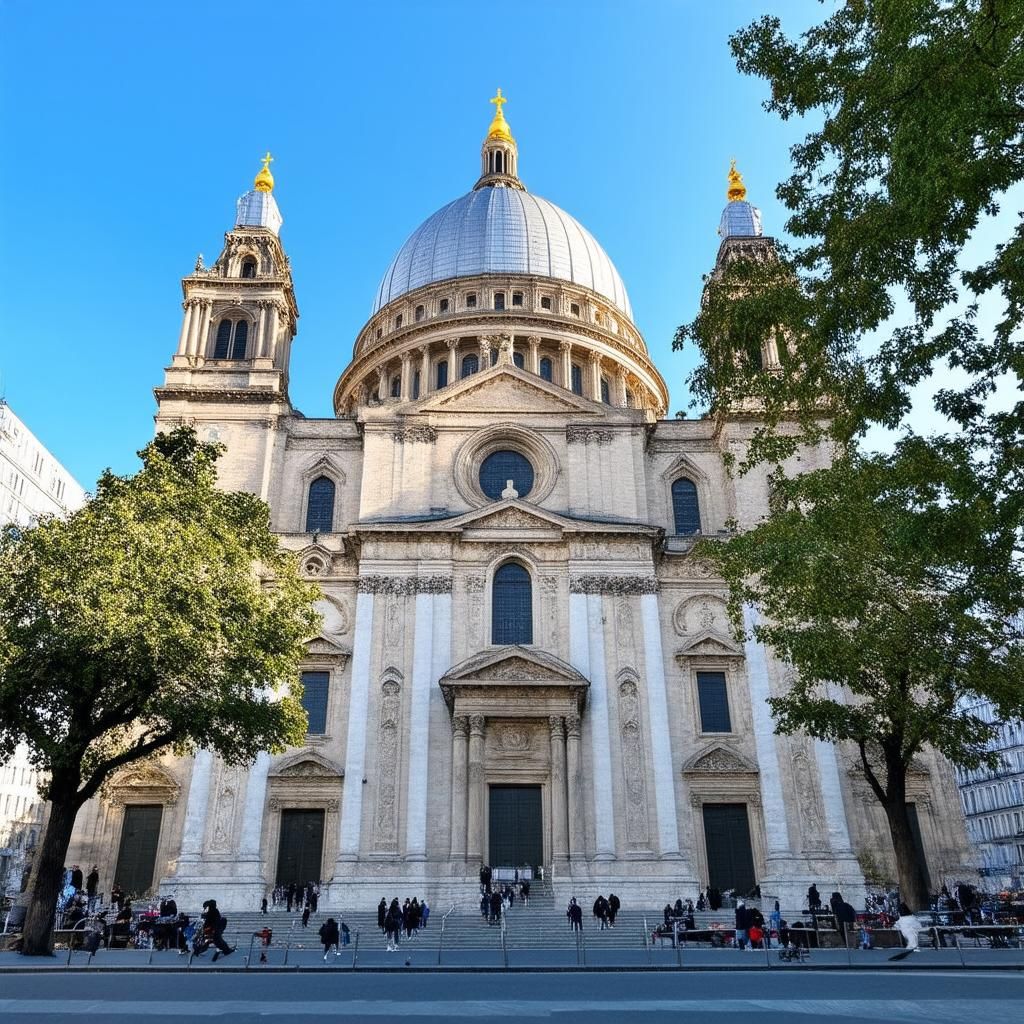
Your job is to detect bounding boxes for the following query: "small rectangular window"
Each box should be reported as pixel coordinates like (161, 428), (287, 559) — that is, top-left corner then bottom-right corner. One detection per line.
(437, 361), (449, 388)
(494, 292), (505, 311)
(540, 296), (552, 310)
(571, 363), (583, 396)
(697, 672), (731, 732)
(466, 293), (477, 308)
(376, 327), (383, 339)
(439, 298), (450, 313)
(300, 671), (330, 735)
(394, 314), (403, 329)
(512, 292), (523, 306)
(570, 302), (580, 316)
(415, 305), (425, 322)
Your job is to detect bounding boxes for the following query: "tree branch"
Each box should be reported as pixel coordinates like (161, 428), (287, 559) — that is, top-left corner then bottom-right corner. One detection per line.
(76, 732), (179, 806)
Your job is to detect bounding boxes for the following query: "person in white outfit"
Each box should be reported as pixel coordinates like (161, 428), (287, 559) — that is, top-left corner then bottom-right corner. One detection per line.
(895, 903), (925, 952)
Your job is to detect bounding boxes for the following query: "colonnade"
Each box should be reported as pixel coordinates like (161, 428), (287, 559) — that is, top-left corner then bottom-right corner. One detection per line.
(448, 712), (585, 864)
(174, 298), (284, 362)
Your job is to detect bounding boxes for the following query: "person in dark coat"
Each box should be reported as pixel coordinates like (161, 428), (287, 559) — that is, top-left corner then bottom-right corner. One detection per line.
(301, 904), (311, 928)
(70, 865), (83, 891)
(607, 893), (620, 927)
(663, 903), (673, 928)
(708, 886), (722, 911)
(319, 917), (340, 959)
(489, 890), (502, 925)
(85, 867), (99, 911)
(377, 898), (387, 932)
(202, 899), (233, 960)
(384, 908), (400, 951)
(569, 901), (583, 931)
(807, 884), (822, 911)
(593, 895), (609, 929)
(286, 883), (295, 913)
(734, 900), (753, 950)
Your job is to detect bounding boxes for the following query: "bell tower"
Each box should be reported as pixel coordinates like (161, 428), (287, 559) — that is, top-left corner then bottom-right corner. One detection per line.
(155, 155), (300, 493)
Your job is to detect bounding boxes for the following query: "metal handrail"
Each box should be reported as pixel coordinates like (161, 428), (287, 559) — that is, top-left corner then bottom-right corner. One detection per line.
(500, 911), (508, 969)
(437, 903), (456, 965)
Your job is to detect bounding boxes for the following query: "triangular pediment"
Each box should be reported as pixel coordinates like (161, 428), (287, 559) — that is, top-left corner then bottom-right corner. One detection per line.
(304, 634), (352, 661)
(682, 745), (758, 774)
(674, 630), (743, 660)
(413, 364), (604, 416)
(441, 646), (587, 684)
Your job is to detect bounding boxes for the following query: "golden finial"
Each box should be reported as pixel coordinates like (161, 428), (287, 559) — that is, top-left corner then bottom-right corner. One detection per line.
(487, 88), (514, 143)
(254, 151), (275, 193)
(727, 158), (747, 202)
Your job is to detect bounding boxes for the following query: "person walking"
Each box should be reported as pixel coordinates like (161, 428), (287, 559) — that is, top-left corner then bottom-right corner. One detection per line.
(286, 883), (295, 914)
(593, 894), (609, 930)
(85, 866), (99, 913)
(302, 903), (311, 929)
(607, 893), (620, 928)
(421, 900), (430, 929)
(891, 903), (925, 959)
(377, 897), (387, 933)
(734, 899), (752, 950)
(319, 917), (341, 959)
(384, 906), (400, 952)
(807, 884), (822, 912)
(489, 890), (502, 926)
(260, 896), (268, 915)
(202, 899), (234, 961)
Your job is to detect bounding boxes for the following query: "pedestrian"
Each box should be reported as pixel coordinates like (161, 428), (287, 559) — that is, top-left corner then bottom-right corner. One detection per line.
(70, 864), (84, 891)
(378, 897), (387, 933)
(489, 890), (502, 925)
(286, 883), (295, 914)
(891, 903), (924, 958)
(319, 917), (341, 959)
(385, 907), (400, 952)
(421, 900), (430, 929)
(807, 884), (821, 912)
(607, 893), (620, 927)
(734, 899), (752, 950)
(593, 894), (609, 930)
(569, 900), (583, 932)
(768, 901), (781, 949)
(201, 899), (234, 961)
(260, 896), (268, 915)
(85, 866), (99, 912)
(480, 892), (489, 920)
(302, 903), (311, 928)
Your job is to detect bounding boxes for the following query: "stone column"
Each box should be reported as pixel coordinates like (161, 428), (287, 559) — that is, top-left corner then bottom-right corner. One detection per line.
(237, 751), (271, 862)
(419, 344), (431, 395)
(559, 341), (573, 390)
(175, 301), (193, 357)
(338, 590), (375, 860)
(549, 716), (568, 861)
(478, 338), (490, 371)
(585, 593), (616, 859)
(527, 336), (541, 374)
(185, 299), (202, 357)
(256, 302), (268, 359)
(267, 302), (281, 363)
(588, 352), (602, 400)
(399, 352), (413, 399)
(615, 368), (629, 407)
(445, 338), (458, 385)
(376, 367), (387, 403)
(450, 715), (469, 860)
(193, 300), (212, 358)
(565, 714), (585, 860)
(178, 749), (213, 863)
(405, 592), (434, 861)
(466, 715), (486, 863)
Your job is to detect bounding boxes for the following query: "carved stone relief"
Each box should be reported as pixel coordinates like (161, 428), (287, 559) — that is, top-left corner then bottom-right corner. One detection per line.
(374, 680), (402, 850)
(791, 745), (827, 852)
(209, 765), (242, 854)
(569, 575), (658, 595)
(384, 594), (403, 649)
(614, 596), (635, 654)
(566, 425), (613, 445)
(392, 426), (438, 444)
(540, 576), (560, 649)
(618, 679), (650, 845)
(673, 594), (728, 636)
(358, 575), (453, 595)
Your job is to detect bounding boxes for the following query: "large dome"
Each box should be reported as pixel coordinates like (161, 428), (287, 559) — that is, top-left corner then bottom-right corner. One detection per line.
(372, 187), (633, 320)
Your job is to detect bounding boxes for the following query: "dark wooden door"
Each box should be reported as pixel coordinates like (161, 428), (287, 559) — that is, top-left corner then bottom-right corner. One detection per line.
(276, 809), (325, 885)
(702, 803), (756, 895)
(488, 785), (542, 869)
(114, 804), (163, 896)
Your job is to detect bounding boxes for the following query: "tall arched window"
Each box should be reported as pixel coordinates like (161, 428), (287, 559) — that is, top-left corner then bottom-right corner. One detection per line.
(240, 257), (257, 279)
(539, 357), (553, 382)
(600, 377), (611, 404)
(512, 351), (524, 369)
(437, 361), (449, 389)
(305, 476), (336, 533)
(461, 353), (479, 378)
(213, 318), (249, 360)
(671, 478), (701, 536)
(390, 375), (401, 398)
(570, 363), (583, 395)
(491, 562), (532, 645)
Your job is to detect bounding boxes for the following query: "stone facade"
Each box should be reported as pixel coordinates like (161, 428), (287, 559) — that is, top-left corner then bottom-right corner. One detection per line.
(61, 117), (974, 910)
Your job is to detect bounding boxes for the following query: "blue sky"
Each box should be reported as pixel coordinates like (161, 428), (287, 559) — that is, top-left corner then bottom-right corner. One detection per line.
(0, 0), (822, 488)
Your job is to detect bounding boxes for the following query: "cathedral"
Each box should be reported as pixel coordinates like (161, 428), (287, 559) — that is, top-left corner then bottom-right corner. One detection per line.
(64, 93), (971, 910)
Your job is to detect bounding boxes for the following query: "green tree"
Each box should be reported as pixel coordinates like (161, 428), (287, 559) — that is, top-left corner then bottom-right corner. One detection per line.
(674, 0), (1024, 905)
(0, 428), (320, 955)
(704, 440), (1024, 909)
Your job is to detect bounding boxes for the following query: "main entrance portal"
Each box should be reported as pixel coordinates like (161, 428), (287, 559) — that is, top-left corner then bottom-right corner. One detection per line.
(489, 785), (543, 870)
(276, 809), (325, 885)
(702, 803), (756, 895)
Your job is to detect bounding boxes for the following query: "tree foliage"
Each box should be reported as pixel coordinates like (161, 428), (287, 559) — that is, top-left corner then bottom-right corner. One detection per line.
(703, 440), (1024, 905)
(0, 428), (320, 953)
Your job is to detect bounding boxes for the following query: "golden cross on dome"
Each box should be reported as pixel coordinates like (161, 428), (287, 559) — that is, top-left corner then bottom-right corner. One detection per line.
(489, 88), (507, 116)
(261, 151), (274, 169)
(254, 151), (275, 193)
(727, 158), (747, 202)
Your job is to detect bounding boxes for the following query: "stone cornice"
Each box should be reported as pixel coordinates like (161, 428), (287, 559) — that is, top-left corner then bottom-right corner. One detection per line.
(569, 574), (659, 594)
(356, 574), (453, 594)
(153, 385), (286, 405)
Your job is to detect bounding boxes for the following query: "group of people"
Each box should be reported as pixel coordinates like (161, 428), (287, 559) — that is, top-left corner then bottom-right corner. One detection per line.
(377, 896), (430, 950)
(269, 881), (320, 915)
(592, 893), (621, 929)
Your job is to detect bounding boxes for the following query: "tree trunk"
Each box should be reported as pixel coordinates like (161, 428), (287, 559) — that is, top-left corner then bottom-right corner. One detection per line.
(883, 799), (930, 912)
(19, 796), (81, 956)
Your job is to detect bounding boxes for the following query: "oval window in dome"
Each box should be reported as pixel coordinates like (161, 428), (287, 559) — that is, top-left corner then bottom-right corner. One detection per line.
(480, 450), (534, 501)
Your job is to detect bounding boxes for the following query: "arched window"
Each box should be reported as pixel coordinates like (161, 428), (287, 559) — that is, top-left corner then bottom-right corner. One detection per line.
(390, 375), (401, 398)
(671, 478), (701, 536)
(412, 371), (421, 400)
(305, 476), (335, 533)
(437, 360), (449, 388)
(570, 363), (583, 395)
(600, 377), (610, 404)
(494, 292), (505, 311)
(513, 351), (525, 369)
(461, 353), (478, 378)
(491, 562), (532, 645)
(213, 319), (232, 359)
(240, 257), (257, 279)
(414, 304), (425, 322)
(539, 357), (553, 382)
(213, 318), (249, 360)
(229, 320), (248, 359)
(625, 388), (635, 408)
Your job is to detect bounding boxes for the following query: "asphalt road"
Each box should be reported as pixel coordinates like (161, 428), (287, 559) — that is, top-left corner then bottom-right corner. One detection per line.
(0, 969), (1021, 1022)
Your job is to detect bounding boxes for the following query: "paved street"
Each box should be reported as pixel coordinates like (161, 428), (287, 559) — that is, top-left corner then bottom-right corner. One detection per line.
(0, 969), (1021, 1022)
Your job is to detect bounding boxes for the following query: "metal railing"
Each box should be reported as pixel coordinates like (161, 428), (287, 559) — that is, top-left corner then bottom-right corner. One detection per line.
(437, 903), (456, 965)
